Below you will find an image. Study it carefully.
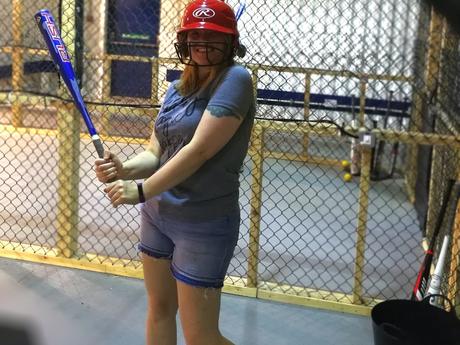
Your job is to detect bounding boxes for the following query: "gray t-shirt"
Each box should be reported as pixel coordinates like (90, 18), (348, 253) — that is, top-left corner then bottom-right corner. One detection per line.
(148, 64), (255, 220)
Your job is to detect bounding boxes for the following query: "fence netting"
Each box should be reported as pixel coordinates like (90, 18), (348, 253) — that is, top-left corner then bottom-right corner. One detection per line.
(0, 0), (459, 313)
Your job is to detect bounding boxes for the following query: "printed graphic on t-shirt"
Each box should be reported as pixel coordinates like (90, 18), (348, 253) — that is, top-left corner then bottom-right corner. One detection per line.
(156, 96), (208, 159)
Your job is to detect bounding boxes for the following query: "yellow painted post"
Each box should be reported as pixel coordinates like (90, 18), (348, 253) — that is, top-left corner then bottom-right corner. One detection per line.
(55, 1), (81, 258)
(423, 10), (445, 238)
(149, 58), (160, 130)
(439, 22), (459, 109)
(405, 5), (431, 202)
(352, 139), (372, 304)
(404, 91), (422, 203)
(247, 124), (264, 288)
(11, 0), (24, 127)
(447, 182), (460, 313)
(444, 21), (460, 311)
(101, 56), (112, 134)
(426, 146), (442, 234)
(151, 58), (159, 105)
(250, 67), (258, 98)
(424, 10), (444, 99)
(302, 72), (311, 157)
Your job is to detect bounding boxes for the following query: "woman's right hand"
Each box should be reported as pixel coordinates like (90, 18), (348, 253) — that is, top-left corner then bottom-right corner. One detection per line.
(94, 151), (123, 183)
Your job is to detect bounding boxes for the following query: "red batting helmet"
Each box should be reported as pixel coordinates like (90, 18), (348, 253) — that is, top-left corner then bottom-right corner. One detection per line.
(177, 0), (239, 37)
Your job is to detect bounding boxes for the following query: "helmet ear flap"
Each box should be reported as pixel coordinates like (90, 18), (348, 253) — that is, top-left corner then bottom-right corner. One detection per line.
(235, 42), (246, 58)
(234, 38), (246, 58)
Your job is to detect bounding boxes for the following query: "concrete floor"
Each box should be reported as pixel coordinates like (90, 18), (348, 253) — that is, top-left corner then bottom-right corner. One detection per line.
(0, 257), (374, 345)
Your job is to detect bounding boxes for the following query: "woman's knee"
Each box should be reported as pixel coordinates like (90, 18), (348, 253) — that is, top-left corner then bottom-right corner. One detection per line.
(147, 297), (178, 323)
(178, 283), (223, 343)
(143, 255), (178, 320)
(145, 277), (178, 321)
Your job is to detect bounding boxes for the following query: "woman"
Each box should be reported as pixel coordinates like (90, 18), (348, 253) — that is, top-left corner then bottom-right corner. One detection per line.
(95, 1), (255, 344)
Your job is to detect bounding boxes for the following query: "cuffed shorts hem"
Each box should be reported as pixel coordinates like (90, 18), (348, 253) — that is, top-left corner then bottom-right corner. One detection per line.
(138, 244), (173, 260)
(171, 264), (224, 289)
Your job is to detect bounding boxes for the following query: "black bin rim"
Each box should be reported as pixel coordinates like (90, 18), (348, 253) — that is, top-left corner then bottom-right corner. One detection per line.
(371, 295), (460, 345)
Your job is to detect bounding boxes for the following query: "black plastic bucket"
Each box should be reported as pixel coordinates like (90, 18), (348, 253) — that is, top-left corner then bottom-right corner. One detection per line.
(371, 295), (460, 345)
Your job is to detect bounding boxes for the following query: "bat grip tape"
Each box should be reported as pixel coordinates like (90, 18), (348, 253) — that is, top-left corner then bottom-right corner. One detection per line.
(92, 137), (104, 159)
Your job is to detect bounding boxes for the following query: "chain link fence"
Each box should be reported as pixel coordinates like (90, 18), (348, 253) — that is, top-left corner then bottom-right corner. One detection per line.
(1, 0), (459, 314)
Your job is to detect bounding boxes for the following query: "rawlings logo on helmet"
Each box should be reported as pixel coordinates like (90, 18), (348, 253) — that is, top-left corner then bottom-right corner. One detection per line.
(192, 8), (216, 19)
(178, 1), (238, 36)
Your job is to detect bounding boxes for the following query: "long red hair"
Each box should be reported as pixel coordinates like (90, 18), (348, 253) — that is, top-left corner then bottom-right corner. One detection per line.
(176, 34), (235, 96)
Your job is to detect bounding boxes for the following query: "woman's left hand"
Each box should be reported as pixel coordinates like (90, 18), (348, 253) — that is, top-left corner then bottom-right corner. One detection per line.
(104, 180), (140, 207)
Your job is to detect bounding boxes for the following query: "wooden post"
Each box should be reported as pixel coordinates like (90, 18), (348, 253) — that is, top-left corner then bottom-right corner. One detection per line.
(424, 11), (445, 238)
(352, 141), (372, 304)
(151, 58), (159, 105)
(247, 124), (264, 288)
(447, 187), (460, 314)
(404, 91), (422, 203)
(441, 22), (460, 315)
(55, 0), (81, 258)
(405, 2), (431, 202)
(11, 0), (24, 127)
(149, 58), (160, 130)
(101, 56), (112, 134)
(438, 22), (459, 110)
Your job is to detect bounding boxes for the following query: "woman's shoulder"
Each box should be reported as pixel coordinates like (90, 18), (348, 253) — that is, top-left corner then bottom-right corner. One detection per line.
(225, 64), (251, 78)
(169, 79), (180, 92)
(219, 64), (252, 87)
(165, 80), (180, 98)
(160, 80), (182, 109)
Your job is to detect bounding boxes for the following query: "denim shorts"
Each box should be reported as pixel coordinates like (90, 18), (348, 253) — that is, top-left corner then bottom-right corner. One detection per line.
(138, 203), (240, 288)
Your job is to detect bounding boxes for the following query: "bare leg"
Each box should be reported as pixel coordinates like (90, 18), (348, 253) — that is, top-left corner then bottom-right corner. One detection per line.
(177, 281), (234, 345)
(142, 253), (178, 345)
